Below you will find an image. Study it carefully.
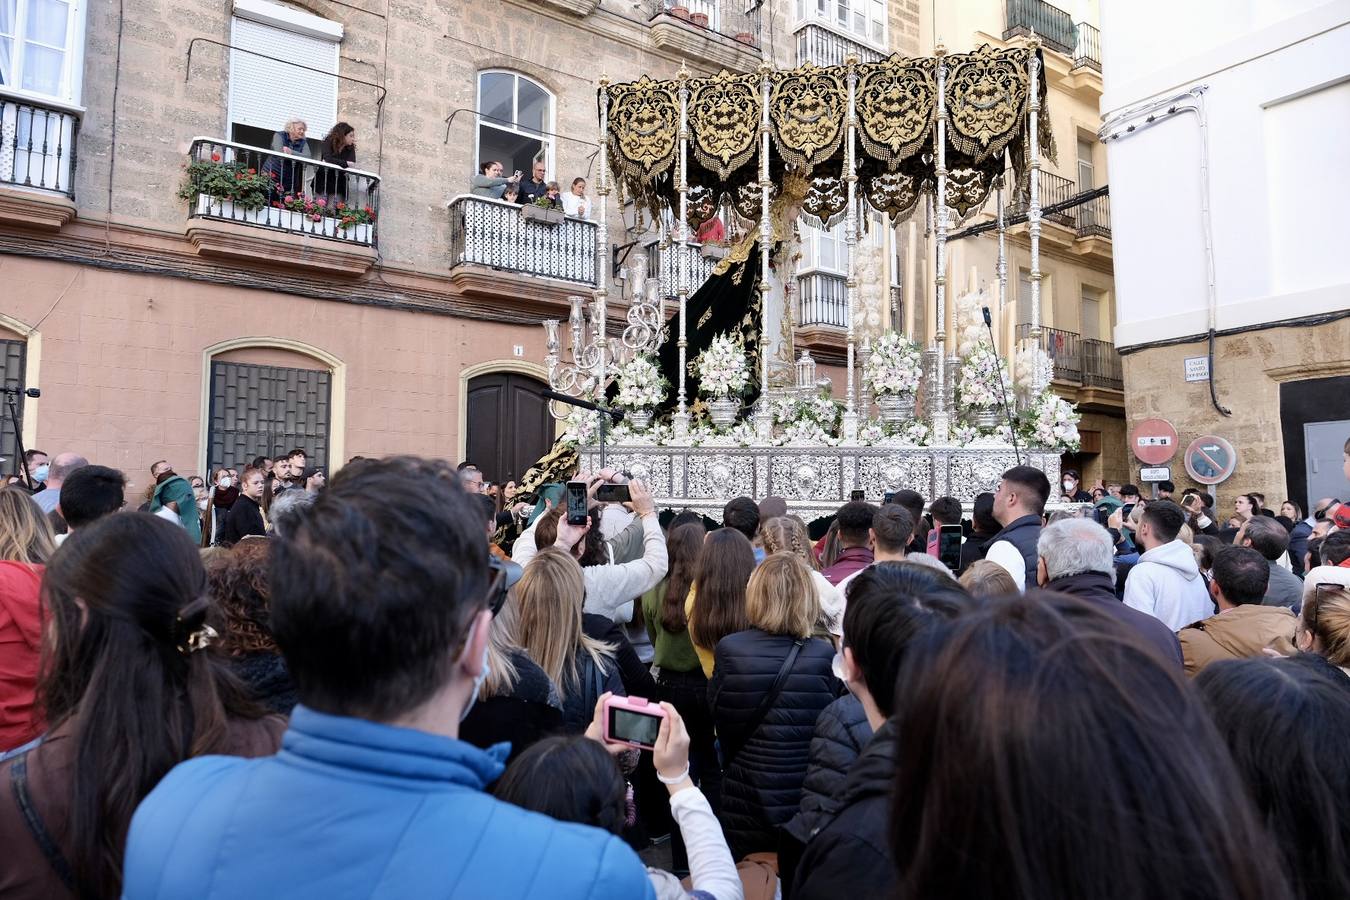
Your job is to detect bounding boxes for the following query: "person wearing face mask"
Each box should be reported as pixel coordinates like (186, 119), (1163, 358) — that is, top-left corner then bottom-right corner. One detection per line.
(7, 450), (48, 492)
(217, 466), (268, 547)
(123, 457), (654, 900)
(1060, 469), (1091, 503)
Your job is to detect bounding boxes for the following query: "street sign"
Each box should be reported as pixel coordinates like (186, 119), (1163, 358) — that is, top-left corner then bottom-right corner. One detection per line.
(1184, 435), (1238, 485)
(1139, 466), (1171, 482)
(1184, 357), (1210, 382)
(1130, 417), (1179, 465)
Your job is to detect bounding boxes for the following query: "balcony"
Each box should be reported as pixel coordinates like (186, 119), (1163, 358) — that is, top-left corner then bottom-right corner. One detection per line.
(644, 238), (719, 299)
(182, 138), (379, 276)
(1017, 324), (1124, 400)
(795, 23), (884, 67)
(0, 91), (79, 231)
(1073, 22), (1102, 72)
(1004, 168), (1078, 229)
(1075, 194), (1110, 239)
(1003, 0), (1077, 56)
(648, 0), (761, 71)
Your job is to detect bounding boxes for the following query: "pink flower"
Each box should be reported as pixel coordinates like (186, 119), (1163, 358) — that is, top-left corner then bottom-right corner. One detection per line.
(311, 214), (321, 222)
(284, 195), (293, 203)
(247, 168), (256, 175)
(316, 198), (327, 208)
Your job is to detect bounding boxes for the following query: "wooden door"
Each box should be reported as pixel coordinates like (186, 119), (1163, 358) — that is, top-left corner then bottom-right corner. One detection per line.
(466, 372), (552, 484)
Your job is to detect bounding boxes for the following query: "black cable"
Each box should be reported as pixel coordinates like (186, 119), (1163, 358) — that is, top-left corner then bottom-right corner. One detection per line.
(1207, 327), (1232, 417)
(947, 184), (1110, 242)
(983, 307), (1022, 466)
(103, 0), (125, 255)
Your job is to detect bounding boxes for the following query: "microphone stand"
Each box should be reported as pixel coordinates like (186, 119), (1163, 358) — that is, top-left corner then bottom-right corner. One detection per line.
(542, 389), (623, 471)
(982, 308), (1022, 467)
(2, 389), (33, 490)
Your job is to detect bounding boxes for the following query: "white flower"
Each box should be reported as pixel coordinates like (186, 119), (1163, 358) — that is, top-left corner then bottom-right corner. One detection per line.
(949, 422), (978, 445)
(1014, 344), (1054, 396)
(614, 355), (668, 410)
(864, 332), (923, 396)
(1018, 390), (1081, 451)
(956, 339), (1012, 410)
(694, 333), (750, 399)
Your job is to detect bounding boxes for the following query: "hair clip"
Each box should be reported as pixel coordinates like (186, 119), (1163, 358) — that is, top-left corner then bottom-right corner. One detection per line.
(182, 623), (219, 654)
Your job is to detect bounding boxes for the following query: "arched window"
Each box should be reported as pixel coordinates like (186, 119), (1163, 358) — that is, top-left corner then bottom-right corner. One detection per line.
(476, 70), (553, 180)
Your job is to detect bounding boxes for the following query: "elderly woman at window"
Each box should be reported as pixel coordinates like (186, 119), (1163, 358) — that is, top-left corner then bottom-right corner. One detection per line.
(262, 118), (315, 196)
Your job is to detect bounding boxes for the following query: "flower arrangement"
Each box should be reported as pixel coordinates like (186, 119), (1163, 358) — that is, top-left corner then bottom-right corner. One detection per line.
(955, 339), (1012, 410)
(1014, 344), (1054, 397)
(765, 393), (842, 447)
(561, 409), (603, 445)
(178, 154), (273, 211)
(863, 332), (923, 396)
(694, 333), (749, 399)
(859, 418), (932, 447)
(614, 355), (668, 410)
(276, 193), (376, 230)
(687, 419), (758, 447)
(1019, 390), (1081, 451)
(950, 422), (979, 445)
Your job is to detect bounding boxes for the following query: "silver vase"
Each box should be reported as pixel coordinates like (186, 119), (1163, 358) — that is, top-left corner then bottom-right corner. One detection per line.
(708, 397), (739, 427)
(875, 393), (915, 425)
(627, 409), (653, 431)
(971, 407), (1000, 429)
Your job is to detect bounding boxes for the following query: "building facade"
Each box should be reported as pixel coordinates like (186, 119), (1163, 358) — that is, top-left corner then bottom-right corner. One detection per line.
(1100, 0), (1350, 510)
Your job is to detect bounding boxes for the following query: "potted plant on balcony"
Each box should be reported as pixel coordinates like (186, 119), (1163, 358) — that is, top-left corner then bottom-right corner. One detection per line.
(689, 10), (709, 27)
(667, 3), (690, 20)
(614, 354), (667, 431)
(694, 332), (749, 428)
(735, 31), (755, 45)
(275, 194), (377, 243)
(178, 153), (272, 222)
(863, 331), (923, 424)
(522, 196), (566, 226)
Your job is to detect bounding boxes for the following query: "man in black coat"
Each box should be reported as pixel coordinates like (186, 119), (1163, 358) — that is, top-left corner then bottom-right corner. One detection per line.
(791, 564), (969, 899)
(983, 465), (1050, 591)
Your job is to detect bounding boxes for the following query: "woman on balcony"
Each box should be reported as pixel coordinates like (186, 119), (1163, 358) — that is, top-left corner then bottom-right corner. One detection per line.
(562, 177), (591, 219)
(262, 118), (315, 196)
(315, 122), (357, 206)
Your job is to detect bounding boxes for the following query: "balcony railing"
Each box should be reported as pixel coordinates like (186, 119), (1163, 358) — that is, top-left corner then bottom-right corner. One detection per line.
(1004, 0), (1076, 56)
(1074, 22), (1102, 71)
(1, 91), (79, 198)
(645, 238), (720, 299)
(185, 138), (380, 247)
(1017, 324), (1082, 382)
(798, 271), (848, 328)
(449, 194), (598, 286)
(653, 0), (759, 43)
(1082, 338), (1123, 390)
(795, 23), (884, 67)
(1075, 194), (1111, 238)
(1004, 168), (1078, 228)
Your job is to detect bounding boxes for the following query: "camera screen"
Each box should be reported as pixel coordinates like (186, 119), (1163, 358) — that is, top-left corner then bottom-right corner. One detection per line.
(609, 707), (661, 746)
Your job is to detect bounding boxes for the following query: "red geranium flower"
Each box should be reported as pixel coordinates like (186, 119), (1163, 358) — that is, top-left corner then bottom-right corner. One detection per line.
(247, 168), (256, 175)
(210, 152), (221, 162)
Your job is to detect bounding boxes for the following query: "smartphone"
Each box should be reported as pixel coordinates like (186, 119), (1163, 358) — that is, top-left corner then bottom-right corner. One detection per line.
(603, 695), (667, 750)
(883, 491), (896, 505)
(595, 483), (631, 503)
(937, 524), (963, 572)
(565, 481), (589, 526)
(1121, 502), (1136, 520)
(851, 489), (865, 501)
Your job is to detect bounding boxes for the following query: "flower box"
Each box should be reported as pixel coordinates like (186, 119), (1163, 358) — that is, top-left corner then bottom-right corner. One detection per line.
(699, 243), (728, 260)
(523, 205), (565, 226)
(195, 194), (372, 244)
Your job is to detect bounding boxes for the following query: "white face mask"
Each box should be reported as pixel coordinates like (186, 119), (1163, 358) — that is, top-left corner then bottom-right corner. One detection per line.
(197, 497), (209, 510)
(460, 644), (492, 723)
(1063, 480), (1076, 492)
(218, 477), (233, 489)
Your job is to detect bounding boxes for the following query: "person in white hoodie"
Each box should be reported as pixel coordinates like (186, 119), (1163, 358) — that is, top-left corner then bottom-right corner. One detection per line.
(1123, 500), (1214, 630)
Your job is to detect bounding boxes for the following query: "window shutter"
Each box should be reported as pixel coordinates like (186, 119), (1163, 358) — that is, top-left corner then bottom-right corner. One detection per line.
(228, 16), (338, 138)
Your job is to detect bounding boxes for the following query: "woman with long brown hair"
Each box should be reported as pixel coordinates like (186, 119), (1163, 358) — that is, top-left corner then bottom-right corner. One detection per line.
(514, 547), (622, 732)
(686, 528), (756, 679)
(0, 513), (283, 899)
(0, 488), (55, 753)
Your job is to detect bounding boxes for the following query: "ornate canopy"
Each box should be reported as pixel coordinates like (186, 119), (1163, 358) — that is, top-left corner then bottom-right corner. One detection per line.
(605, 44), (1055, 228)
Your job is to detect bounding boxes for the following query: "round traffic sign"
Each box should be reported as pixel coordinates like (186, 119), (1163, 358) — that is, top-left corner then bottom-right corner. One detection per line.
(1130, 417), (1179, 466)
(1184, 435), (1238, 485)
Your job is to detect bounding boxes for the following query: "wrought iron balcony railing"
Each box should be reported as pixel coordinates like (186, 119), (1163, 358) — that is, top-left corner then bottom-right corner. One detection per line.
(795, 23), (884, 67)
(653, 0), (759, 44)
(1004, 0), (1077, 56)
(185, 138), (380, 247)
(1082, 337), (1123, 390)
(645, 238), (720, 299)
(1074, 22), (1102, 71)
(0, 91), (79, 198)
(798, 271), (848, 328)
(1017, 324), (1082, 383)
(1075, 194), (1111, 239)
(1004, 168), (1079, 228)
(449, 194), (598, 286)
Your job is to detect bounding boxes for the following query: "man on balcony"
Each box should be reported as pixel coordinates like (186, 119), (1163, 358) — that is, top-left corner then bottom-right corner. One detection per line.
(518, 159), (549, 205)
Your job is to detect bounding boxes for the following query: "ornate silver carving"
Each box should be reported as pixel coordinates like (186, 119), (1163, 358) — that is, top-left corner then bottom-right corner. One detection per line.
(769, 454), (843, 501)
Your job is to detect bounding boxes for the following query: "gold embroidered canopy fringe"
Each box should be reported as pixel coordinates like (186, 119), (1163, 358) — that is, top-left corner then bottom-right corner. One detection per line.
(604, 44), (1055, 228)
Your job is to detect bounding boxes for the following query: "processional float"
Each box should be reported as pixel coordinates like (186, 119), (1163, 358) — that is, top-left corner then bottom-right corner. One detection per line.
(540, 41), (1075, 519)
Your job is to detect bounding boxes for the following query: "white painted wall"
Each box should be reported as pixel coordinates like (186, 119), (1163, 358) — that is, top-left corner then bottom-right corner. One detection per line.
(1100, 0), (1350, 348)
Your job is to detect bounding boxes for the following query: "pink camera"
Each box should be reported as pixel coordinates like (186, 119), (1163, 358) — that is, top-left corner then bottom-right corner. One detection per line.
(602, 695), (667, 750)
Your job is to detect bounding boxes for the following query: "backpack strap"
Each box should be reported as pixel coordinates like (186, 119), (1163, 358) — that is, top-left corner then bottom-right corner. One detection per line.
(9, 750), (79, 893)
(723, 638), (804, 769)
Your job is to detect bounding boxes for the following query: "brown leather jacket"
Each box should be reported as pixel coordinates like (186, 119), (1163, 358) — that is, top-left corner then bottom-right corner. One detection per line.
(1178, 604), (1298, 676)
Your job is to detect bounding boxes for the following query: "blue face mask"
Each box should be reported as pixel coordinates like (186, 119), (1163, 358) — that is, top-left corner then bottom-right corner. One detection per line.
(33, 464), (49, 483)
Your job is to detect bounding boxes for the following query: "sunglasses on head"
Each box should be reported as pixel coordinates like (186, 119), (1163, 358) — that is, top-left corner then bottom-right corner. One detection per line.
(1310, 583), (1346, 635)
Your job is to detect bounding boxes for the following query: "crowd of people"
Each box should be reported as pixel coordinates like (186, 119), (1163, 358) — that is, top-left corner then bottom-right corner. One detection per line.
(471, 158), (592, 217)
(0, 439), (1347, 899)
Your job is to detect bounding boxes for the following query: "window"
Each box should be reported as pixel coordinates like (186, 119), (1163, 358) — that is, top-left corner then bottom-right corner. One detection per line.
(477, 71), (552, 181)
(207, 360), (331, 471)
(800, 215), (884, 274)
(0, 337), (25, 465)
(1077, 136), (1095, 191)
(1080, 287), (1102, 340)
(227, 2), (340, 150)
(795, 0), (886, 48)
(0, 0), (83, 101)
(1017, 268), (1033, 326)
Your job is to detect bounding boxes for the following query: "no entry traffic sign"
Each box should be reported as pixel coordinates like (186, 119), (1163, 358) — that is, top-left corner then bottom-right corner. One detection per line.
(1130, 418), (1179, 466)
(1184, 435), (1238, 485)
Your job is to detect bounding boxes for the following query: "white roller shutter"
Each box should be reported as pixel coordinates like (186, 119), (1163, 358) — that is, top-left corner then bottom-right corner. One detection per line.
(228, 15), (338, 138)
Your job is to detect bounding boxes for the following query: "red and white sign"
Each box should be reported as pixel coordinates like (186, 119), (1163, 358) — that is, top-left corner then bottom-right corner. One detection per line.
(1130, 418), (1179, 466)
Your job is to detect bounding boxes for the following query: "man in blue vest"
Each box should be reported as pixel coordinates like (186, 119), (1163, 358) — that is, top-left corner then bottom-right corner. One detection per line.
(984, 465), (1050, 591)
(123, 456), (653, 900)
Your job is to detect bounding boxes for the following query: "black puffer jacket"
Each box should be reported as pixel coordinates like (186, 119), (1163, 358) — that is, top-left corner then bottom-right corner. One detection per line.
(783, 694), (873, 845)
(709, 629), (841, 860)
(791, 721), (898, 900)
